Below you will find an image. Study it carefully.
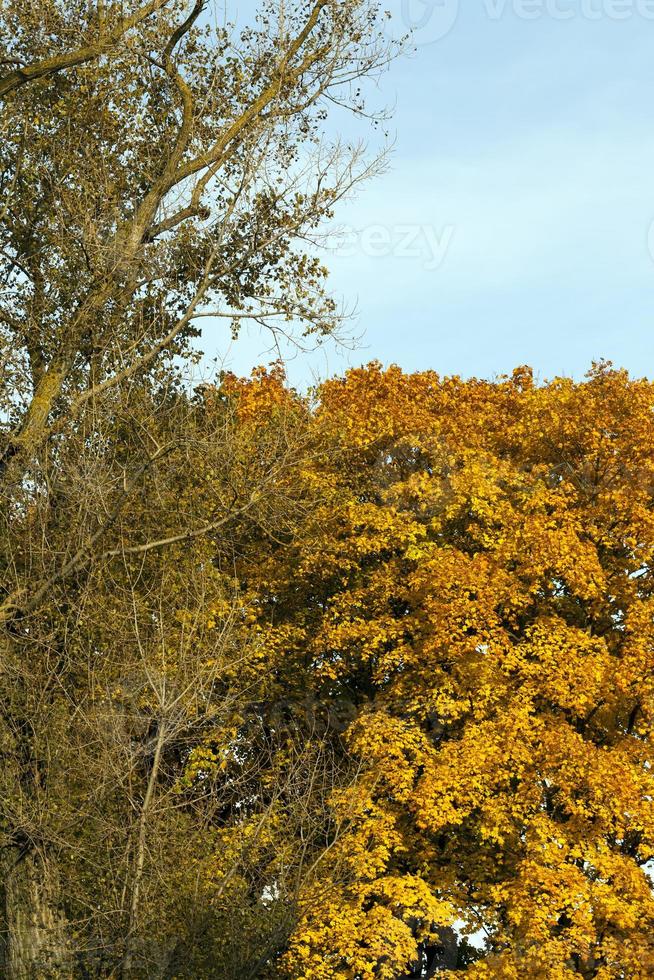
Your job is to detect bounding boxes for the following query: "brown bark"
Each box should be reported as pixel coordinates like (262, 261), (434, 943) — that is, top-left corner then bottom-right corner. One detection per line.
(120, 722), (166, 979)
(0, 0), (173, 101)
(2, 847), (73, 979)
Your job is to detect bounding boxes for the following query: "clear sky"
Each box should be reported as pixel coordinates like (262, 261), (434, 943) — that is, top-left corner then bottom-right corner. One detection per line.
(206, 0), (654, 386)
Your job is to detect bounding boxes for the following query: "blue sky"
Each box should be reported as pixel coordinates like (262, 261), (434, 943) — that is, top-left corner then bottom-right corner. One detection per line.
(207, 0), (654, 386)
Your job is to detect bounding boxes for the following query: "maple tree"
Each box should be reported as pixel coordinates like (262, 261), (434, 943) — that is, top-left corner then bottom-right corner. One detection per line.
(2, 6), (653, 976)
(233, 361), (654, 979)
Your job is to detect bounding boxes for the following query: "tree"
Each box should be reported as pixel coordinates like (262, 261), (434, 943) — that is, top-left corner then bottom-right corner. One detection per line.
(0, 2), (394, 974)
(245, 362), (654, 978)
(0, 0), (392, 490)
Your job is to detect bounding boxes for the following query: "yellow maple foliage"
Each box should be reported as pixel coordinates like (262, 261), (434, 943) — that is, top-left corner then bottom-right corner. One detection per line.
(233, 361), (654, 978)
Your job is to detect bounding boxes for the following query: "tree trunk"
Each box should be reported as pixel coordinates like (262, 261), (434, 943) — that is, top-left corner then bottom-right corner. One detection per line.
(2, 847), (74, 979)
(121, 721), (166, 979)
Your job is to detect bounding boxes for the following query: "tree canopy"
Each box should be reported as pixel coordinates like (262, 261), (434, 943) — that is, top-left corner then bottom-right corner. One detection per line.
(231, 361), (654, 978)
(1, 2), (653, 978)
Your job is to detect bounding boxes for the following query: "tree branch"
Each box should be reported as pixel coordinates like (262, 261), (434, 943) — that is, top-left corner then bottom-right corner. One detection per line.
(0, 0), (174, 100)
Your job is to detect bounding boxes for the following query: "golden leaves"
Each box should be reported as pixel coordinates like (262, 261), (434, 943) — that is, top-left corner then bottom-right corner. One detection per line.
(248, 362), (654, 976)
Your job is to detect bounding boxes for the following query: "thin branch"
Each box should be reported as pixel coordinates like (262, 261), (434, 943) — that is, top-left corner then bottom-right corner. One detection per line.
(102, 495), (259, 559)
